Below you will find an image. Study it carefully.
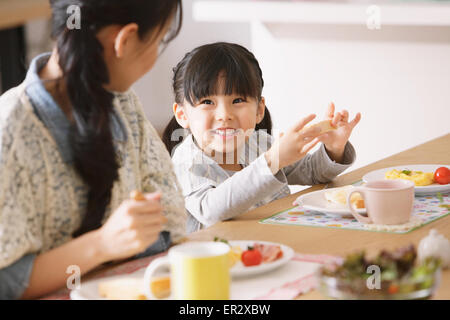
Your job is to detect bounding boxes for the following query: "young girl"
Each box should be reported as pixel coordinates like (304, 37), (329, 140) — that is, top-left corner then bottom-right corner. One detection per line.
(163, 42), (361, 233)
(0, 0), (186, 299)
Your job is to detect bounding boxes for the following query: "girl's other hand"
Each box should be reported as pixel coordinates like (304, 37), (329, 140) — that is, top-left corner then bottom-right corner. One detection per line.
(319, 102), (361, 163)
(265, 114), (323, 174)
(95, 192), (168, 262)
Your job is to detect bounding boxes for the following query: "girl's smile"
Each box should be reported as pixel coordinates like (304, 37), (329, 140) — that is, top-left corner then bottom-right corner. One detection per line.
(211, 128), (242, 140)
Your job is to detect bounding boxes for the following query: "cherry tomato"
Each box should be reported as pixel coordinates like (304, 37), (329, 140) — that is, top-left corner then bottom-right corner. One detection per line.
(388, 284), (399, 294)
(434, 167), (450, 185)
(241, 248), (262, 266)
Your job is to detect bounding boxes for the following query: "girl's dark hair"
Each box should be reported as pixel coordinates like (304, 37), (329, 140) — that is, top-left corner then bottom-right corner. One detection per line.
(49, 0), (182, 237)
(162, 42), (272, 155)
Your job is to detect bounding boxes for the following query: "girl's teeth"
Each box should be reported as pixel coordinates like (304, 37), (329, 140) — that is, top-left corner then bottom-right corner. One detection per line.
(215, 129), (237, 136)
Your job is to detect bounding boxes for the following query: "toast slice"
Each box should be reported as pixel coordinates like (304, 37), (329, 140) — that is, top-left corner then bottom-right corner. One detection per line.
(98, 276), (170, 300)
(303, 120), (336, 134)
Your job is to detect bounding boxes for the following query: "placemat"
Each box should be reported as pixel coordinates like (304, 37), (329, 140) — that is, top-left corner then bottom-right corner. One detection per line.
(260, 191), (450, 234)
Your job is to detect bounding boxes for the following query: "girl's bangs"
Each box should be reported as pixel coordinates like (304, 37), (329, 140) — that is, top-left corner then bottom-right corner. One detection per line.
(184, 47), (261, 105)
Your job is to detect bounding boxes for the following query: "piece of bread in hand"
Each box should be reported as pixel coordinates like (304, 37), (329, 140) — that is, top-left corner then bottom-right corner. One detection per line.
(303, 120), (336, 134)
(130, 190), (146, 201)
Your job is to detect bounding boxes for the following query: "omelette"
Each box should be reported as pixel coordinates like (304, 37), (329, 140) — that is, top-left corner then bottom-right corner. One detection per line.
(385, 169), (434, 186)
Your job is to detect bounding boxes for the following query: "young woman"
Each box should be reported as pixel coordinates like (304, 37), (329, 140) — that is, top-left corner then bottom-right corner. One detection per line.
(0, 0), (186, 299)
(162, 42), (361, 233)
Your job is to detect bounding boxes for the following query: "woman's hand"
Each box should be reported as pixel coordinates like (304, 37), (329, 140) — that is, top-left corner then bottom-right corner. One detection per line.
(95, 192), (167, 262)
(318, 102), (361, 163)
(265, 114), (323, 174)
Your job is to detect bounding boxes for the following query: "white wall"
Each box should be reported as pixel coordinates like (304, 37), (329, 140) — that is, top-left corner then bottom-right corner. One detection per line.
(251, 21), (450, 176)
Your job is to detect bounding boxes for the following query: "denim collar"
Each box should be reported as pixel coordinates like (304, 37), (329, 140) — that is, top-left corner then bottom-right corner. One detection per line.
(24, 52), (128, 164)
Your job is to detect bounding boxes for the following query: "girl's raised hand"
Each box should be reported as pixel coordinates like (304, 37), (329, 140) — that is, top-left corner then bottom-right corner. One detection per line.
(265, 114), (323, 174)
(318, 102), (361, 163)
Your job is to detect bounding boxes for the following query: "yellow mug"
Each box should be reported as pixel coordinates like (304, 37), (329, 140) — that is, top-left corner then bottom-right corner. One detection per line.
(143, 241), (230, 300)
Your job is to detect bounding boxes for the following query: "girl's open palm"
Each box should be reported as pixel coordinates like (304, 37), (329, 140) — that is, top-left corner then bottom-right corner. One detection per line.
(318, 102), (361, 155)
(265, 114), (323, 174)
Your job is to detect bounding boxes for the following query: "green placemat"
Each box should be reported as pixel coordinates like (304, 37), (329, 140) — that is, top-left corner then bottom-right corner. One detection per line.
(260, 184), (449, 234)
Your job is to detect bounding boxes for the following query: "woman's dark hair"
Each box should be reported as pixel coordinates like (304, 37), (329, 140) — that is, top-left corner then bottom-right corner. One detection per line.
(49, 0), (182, 237)
(162, 42), (272, 155)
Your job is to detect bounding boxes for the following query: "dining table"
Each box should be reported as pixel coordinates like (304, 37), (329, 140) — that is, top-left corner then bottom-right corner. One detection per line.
(185, 133), (450, 300)
(42, 133), (450, 300)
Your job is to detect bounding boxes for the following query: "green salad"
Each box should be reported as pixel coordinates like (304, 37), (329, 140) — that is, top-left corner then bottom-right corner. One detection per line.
(319, 245), (441, 297)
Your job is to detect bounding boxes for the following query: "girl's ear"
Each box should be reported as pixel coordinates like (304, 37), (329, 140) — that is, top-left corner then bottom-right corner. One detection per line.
(173, 103), (189, 129)
(256, 97), (266, 124)
(114, 23), (139, 58)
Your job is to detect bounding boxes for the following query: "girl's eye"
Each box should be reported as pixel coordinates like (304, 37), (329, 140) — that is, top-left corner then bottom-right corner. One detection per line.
(200, 99), (213, 105)
(233, 98), (246, 104)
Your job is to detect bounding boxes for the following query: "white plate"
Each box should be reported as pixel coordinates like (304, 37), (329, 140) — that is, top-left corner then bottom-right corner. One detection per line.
(294, 187), (367, 217)
(362, 164), (450, 196)
(228, 240), (294, 278)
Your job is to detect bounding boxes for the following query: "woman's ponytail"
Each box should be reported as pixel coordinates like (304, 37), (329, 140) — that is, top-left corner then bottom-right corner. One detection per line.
(56, 18), (119, 237)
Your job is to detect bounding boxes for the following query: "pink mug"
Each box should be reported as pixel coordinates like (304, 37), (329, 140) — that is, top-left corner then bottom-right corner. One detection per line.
(347, 180), (415, 225)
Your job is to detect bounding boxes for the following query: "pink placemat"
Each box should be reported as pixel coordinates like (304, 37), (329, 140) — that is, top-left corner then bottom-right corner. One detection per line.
(250, 253), (342, 300)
